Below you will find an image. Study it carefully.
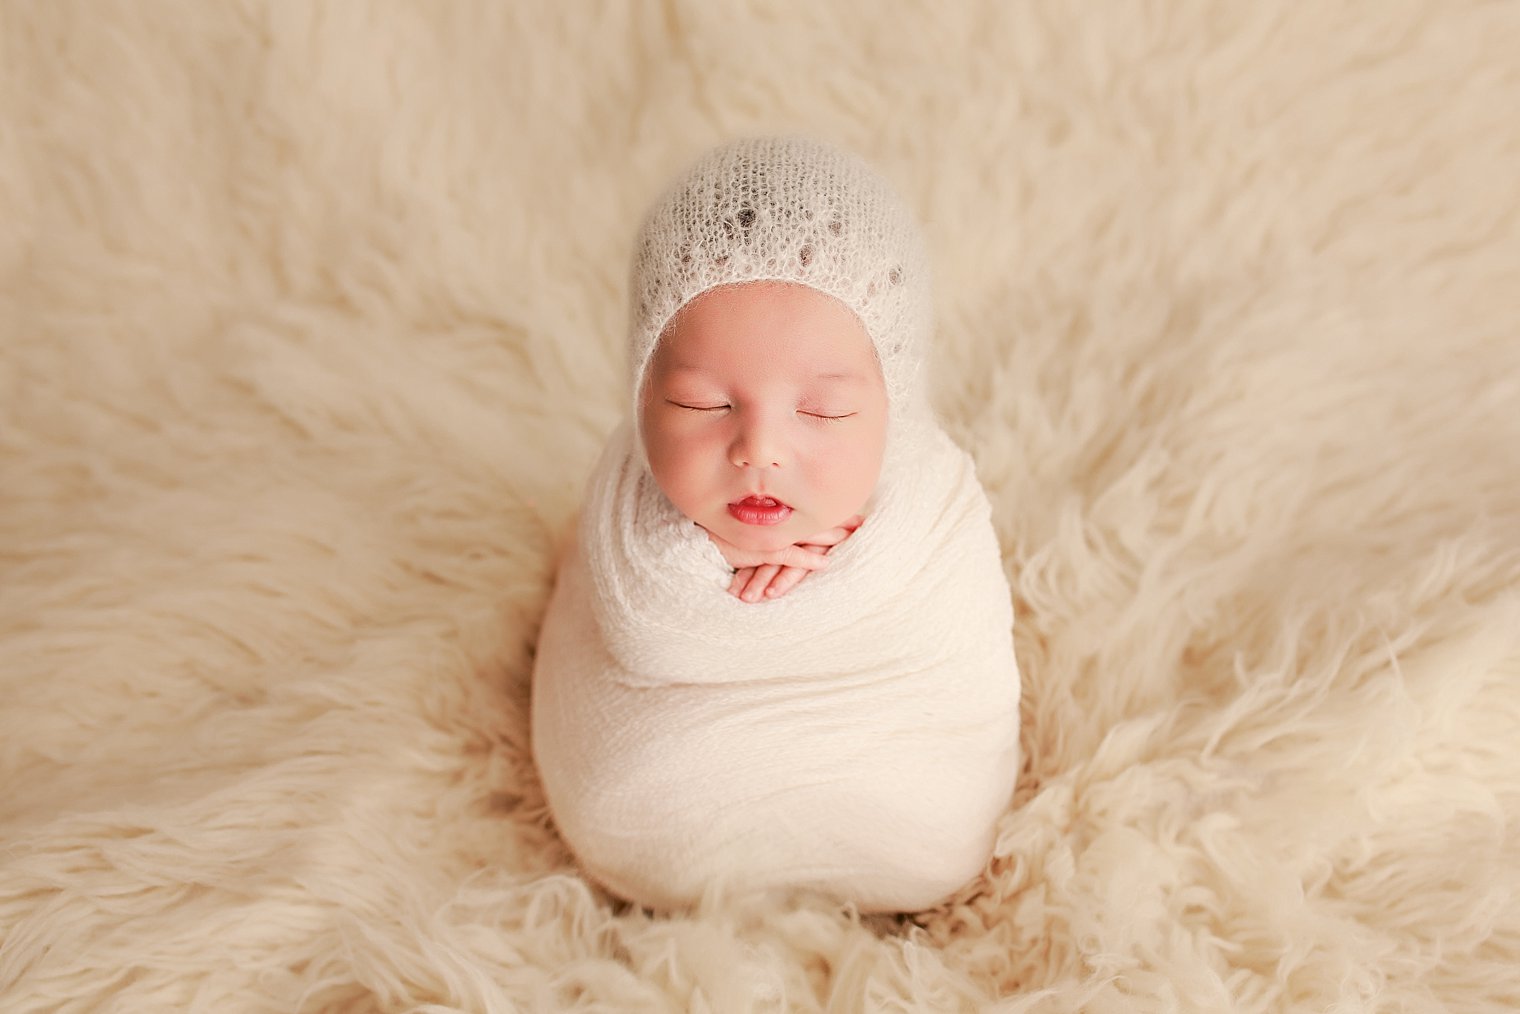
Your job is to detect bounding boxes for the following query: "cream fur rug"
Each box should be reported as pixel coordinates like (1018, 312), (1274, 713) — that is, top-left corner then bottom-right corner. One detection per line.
(3, 2), (1518, 1011)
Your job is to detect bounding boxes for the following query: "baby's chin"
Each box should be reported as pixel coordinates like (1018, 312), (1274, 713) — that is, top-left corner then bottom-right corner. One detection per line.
(719, 525), (798, 553)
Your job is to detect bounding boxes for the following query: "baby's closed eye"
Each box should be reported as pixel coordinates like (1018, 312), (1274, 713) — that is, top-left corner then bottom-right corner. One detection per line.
(667, 400), (729, 413)
(665, 398), (854, 422)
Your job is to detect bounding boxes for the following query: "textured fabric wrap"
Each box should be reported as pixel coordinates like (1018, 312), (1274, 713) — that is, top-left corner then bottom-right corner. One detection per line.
(531, 418), (1021, 912)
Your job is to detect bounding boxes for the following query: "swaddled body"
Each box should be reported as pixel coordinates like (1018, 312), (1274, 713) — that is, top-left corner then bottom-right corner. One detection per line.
(531, 137), (1021, 912)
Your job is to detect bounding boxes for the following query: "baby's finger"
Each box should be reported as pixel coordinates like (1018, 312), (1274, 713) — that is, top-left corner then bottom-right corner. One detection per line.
(804, 516), (865, 547)
(721, 544), (832, 572)
(763, 565), (810, 599)
(770, 546), (829, 571)
(803, 527), (851, 548)
(729, 567), (754, 597)
(742, 564), (781, 602)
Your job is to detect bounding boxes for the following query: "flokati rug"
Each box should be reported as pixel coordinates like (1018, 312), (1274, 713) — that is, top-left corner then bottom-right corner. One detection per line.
(2, 2), (1518, 1011)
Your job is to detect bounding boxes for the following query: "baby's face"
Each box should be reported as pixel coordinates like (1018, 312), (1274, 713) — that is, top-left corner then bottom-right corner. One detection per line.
(640, 281), (889, 553)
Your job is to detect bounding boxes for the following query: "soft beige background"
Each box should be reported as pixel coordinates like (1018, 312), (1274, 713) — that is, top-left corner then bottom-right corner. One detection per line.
(3, 2), (1518, 1010)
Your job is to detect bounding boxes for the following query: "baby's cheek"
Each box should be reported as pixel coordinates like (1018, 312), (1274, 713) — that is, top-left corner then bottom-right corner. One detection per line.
(668, 440), (732, 516)
(822, 432), (884, 479)
(804, 458), (875, 521)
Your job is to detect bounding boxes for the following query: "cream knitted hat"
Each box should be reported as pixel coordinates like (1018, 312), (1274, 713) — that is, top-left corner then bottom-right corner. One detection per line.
(627, 135), (933, 431)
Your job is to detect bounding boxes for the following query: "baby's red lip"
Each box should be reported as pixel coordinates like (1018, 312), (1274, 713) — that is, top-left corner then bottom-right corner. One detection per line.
(727, 495), (794, 526)
(733, 494), (788, 509)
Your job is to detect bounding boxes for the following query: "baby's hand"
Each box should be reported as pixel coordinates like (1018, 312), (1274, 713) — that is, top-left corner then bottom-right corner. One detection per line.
(708, 516), (864, 603)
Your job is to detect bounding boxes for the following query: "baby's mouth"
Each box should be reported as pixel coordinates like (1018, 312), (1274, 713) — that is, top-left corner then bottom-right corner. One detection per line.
(727, 495), (793, 526)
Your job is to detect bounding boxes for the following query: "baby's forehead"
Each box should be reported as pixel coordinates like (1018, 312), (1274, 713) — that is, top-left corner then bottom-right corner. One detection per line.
(653, 320), (880, 391)
(663, 281), (873, 347)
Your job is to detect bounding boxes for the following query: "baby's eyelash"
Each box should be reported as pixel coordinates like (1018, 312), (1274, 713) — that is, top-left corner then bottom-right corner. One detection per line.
(667, 400), (854, 422)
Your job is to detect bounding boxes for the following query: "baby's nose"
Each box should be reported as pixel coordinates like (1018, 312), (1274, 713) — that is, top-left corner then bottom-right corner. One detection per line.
(730, 421), (785, 469)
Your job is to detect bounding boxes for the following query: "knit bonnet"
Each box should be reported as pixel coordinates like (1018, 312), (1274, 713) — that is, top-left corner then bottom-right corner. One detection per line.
(626, 135), (934, 451)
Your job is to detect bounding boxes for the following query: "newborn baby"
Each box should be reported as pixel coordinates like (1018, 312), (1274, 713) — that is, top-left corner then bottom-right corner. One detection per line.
(532, 136), (1021, 913)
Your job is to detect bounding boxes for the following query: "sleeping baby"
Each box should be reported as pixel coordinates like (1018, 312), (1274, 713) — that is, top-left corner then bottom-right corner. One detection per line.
(531, 135), (1021, 913)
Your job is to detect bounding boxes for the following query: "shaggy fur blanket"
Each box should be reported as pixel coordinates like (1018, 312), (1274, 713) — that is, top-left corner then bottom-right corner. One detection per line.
(2, 2), (1517, 1010)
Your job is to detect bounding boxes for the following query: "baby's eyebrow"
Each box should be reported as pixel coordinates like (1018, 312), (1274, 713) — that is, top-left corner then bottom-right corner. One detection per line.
(663, 364), (865, 383)
(664, 364), (712, 376)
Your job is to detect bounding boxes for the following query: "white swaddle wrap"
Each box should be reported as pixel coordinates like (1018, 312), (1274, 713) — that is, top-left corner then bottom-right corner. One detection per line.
(531, 136), (1021, 912)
